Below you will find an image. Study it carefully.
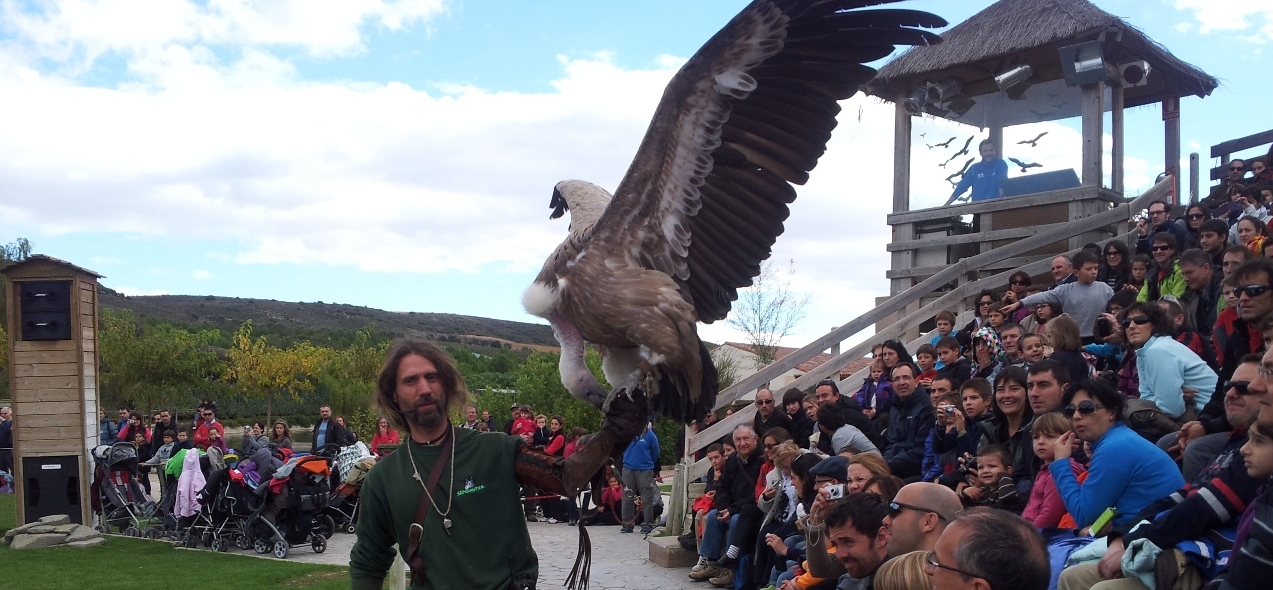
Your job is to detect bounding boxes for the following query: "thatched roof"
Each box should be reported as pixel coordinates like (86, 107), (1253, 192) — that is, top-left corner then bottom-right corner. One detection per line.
(867, 0), (1217, 111)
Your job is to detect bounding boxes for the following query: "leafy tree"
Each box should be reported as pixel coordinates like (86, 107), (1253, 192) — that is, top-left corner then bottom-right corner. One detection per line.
(726, 258), (811, 365)
(318, 327), (388, 421)
(223, 320), (322, 424)
(98, 309), (224, 414)
(507, 350), (606, 433)
(0, 237), (32, 333)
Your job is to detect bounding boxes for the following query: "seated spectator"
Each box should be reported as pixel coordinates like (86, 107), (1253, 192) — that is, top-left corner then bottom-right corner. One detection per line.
(927, 508), (1050, 590)
(873, 550), (930, 590)
(1049, 378), (1185, 531)
(980, 367), (1035, 489)
(922, 390), (965, 483)
(934, 337), (970, 389)
(1047, 314), (1092, 380)
(1212, 412), (1273, 589)
(957, 291), (998, 349)
(1126, 253), (1151, 294)
(1159, 297), (1217, 366)
(1177, 247), (1225, 340)
(930, 310), (958, 355)
(1199, 218), (1231, 268)
(848, 453), (893, 494)
(1123, 301), (1217, 437)
(690, 424), (764, 587)
(1237, 215), (1271, 256)
(854, 358), (891, 422)
(1018, 332), (1048, 366)
(883, 362), (935, 479)
(369, 417), (400, 456)
(1135, 199), (1188, 256)
(970, 327), (1003, 381)
(1007, 272), (1034, 322)
(999, 322), (1025, 366)
(1203, 158), (1250, 208)
(1005, 252), (1114, 340)
(581, 476), (623, 526)
(1021, 411), (1084, 528)
(808, 492), (892, 588)
(818, 401), (880, 457)
(1138, 232), (1186, 302)
(955, 444), (1022, 511)
(914, 344), (939, 388)
(1051, 255), (1077, 287)
(1178, 203), (1211, 251)
(1098, 240), (1132, 292)
(932, 379), (995, 482)
(1223, 244), (1256, 279)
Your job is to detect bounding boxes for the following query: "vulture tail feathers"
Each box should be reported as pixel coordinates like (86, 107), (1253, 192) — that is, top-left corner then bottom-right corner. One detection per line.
(648, 341), (719, 424)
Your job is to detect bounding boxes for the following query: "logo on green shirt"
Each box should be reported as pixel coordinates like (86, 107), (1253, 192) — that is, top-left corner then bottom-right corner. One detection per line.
(457, 477), (485, 496)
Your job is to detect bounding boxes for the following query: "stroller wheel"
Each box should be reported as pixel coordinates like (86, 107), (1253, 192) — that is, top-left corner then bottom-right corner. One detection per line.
(312, 535), (327, 554)
(235, 535), (249, 550)
(345, 522), (356, 534)
(144, 528), (161, 540)
(202, 532), (213, 548)
(254, 538), (269, 554)
(183, 534), (198, 549)
(211, 537), (226, 552)
(124, 526), (140, 537)
(320, 515), (336, 539)
(272, 539), (288, 559)
(94, 524), (109, 534)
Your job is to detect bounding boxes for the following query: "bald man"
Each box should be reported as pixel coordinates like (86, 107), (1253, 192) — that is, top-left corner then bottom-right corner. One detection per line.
(884, 482), (962, 557)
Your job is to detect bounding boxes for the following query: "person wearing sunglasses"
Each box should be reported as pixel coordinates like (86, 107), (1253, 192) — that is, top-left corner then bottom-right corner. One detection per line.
(884, 482), (961, 557)
(926, 507), (1049, 590)
(1096, 240), (1132, 293)
(1049, 378), (1184, 532)
(1002, 251), (1113, 340)
(192, 406), (225, 451)
(1060, 358), (1267, 590)
(751, 388), (792, 440)
(1136, 232), (1187, 303)
(1121, 301), (1217, 434)
(1135, 200), (1187, 258)
(1203, 158), (1249, 209)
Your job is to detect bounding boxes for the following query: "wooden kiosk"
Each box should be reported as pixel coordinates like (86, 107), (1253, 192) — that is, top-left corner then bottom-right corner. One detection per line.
(2, 255), (102, 526)
(864, 0), (1217, 301)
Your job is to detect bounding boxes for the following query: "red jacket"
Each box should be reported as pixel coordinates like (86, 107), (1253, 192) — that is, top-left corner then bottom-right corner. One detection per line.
(194, 421), (224, 450)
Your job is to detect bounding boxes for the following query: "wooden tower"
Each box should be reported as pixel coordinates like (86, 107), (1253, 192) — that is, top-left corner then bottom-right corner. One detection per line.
(2, 255), (102, 526)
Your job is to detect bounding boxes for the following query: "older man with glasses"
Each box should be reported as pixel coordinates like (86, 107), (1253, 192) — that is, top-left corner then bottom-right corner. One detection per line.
(927, 507), (1049, 590)
(1136, 200), (1188, 258)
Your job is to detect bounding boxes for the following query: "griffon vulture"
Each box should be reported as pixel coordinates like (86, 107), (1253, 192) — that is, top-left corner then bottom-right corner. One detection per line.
(524, 0), (945, 424)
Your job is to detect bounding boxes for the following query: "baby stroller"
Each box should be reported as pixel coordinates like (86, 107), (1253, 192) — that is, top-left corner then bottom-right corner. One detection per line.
(326, 455), (374, 533)
(91, 442), (161, 537)
(245, 454), (333, 558)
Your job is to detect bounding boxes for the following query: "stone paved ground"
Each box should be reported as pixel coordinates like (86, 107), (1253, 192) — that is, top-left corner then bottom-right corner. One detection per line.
(286, 521), (693, 589)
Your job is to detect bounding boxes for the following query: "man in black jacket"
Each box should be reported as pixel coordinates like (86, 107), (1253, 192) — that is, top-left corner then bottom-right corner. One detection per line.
(312, 404), (354, 452)
(883, 362), (934, 479)
(149, 409), (178, 460)
(752, 388), (792, 440)
(783, 387), (815, 449)
(689, 424), (764, 586)
(813, 379), (881, 450)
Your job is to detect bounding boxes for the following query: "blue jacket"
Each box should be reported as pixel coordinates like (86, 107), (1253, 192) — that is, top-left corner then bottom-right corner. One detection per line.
(622, 430), (659, 472)
(1137, 334), (1217, 419)
(1050, 423), (1184, 529)
(99, 417), (119, 446)
(951, 158), (1008, 202)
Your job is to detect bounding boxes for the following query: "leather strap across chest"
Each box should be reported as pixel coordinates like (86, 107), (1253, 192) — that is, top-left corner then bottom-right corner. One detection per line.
(406, 431), (453, 587)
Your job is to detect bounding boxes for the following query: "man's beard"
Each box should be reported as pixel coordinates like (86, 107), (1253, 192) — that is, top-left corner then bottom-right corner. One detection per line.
(404, 397), (447, 428)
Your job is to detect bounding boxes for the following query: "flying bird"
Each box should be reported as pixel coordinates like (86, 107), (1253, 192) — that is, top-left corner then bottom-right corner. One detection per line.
(1009, 157), (1043, 173)
(945, 157), (975, 186)
(928, 136), (956, 149)
(1017, 131), (1048, 147)
(524, 0), (945, 426)
(940, 136), (974, 167)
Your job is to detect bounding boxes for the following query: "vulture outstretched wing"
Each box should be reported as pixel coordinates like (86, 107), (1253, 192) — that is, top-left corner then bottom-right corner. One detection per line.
(587, 1), (944, 323)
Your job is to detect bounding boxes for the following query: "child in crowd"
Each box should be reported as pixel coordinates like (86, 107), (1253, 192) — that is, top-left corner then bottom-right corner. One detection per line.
(933, 379), (996, 485)
(931, 311), (957, 369)
(205, 426), (228, 453)
(935, 336), (971, 388)
(855, 357), (886, 415)
(923, 391), (967, 483)
(583, 477), (624, 526)
(145, 430), (177, 467)
(986, 306), (1007, 331)
(914, 344), (939, 389)
(1018, 333), (1048, 365)
(1021, 413), (1084, 528)
(174, 430), (193, 451)
(132, 431), (154, 495)
(1127, 254), (1151, 293)
(957, 444), (1020, 511)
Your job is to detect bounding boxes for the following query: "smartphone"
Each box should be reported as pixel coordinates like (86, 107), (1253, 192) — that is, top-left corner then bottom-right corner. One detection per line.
(1090, 507), (1117, 536)
(826, 484), (846, 500)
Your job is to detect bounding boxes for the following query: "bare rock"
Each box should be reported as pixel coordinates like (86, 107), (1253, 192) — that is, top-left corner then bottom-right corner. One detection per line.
(10, 533), (69, 550)
(67, 537), (107, 548)
(26, 525), (56, 534)
(65, 526), (102, 543)
(37, 514), (71, 526)
(53, 524), (78, 534)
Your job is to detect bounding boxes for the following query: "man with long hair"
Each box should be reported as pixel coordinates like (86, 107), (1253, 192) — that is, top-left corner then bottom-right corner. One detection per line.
(349, 338), (646, 590)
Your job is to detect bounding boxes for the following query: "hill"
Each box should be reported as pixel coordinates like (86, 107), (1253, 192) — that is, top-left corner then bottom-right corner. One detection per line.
(97, 286), (559, 349)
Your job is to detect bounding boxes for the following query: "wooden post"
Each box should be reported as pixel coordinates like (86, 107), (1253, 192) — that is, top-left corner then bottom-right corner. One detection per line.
(1190, 153), (1200, 204)
(1164, 96), (1181, 206)
(1111, 84), (1125, 195)
(890, 100), (914, 296)
(1081, 81), (1104, 188)
(989, 124), (1003, 163)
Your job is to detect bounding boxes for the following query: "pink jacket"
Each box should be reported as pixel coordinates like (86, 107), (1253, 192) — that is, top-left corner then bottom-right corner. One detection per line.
(1022, 461), (1085, 528)
(175, 449), (206, 518)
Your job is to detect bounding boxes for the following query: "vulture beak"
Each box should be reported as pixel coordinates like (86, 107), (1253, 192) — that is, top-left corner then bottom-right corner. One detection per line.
(549, 187), (568, 219)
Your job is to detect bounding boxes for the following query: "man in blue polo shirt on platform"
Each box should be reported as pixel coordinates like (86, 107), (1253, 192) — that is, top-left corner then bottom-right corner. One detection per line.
(949, 139), (1008, 203)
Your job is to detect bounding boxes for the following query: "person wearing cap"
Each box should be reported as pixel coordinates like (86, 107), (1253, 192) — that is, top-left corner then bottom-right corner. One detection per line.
(797, 455), (853, 582)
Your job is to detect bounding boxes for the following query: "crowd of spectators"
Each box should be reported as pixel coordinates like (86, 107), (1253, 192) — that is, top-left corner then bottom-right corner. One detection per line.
(677, 170), (1273, 590)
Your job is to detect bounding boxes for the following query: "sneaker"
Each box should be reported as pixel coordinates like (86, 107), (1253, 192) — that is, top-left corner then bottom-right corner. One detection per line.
(709, 569), (734, 587)
(620, 525), (634, 533)
(690, 556), (710, 573)
(688, 566), (721, 581)
(546, 518), (559, 524)
(640, 524), (654, 535)
(711, 554), (737, 570)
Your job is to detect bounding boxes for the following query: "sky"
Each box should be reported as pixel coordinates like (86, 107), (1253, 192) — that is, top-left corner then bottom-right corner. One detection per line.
(0, 0), (1269, 351)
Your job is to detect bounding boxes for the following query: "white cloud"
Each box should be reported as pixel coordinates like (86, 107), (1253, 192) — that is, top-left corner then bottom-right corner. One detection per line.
(192, 269), (215, 279)
(1175, 0), (1273, 41)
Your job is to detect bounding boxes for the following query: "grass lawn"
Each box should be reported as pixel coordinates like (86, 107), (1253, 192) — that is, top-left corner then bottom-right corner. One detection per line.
(0, 494), (351, 590)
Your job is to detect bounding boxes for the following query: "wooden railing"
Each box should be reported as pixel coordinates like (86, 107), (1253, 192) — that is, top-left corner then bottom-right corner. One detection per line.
(668, 176), (1174, 535)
